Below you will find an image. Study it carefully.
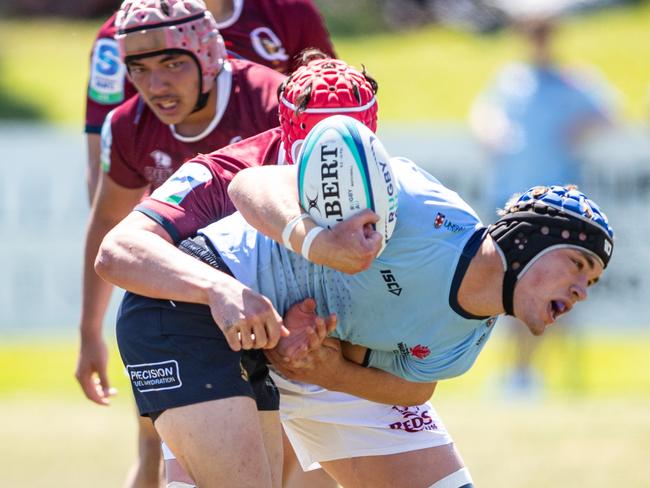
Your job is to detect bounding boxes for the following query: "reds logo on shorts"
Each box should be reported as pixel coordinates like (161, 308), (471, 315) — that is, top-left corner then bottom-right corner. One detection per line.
(388, 405), (439, 433)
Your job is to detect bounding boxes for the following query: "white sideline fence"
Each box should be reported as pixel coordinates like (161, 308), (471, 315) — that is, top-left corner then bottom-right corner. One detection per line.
(0, 122), (648, 332)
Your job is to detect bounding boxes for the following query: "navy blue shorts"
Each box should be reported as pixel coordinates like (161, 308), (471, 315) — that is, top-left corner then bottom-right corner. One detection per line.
(116, 238), (279, 418)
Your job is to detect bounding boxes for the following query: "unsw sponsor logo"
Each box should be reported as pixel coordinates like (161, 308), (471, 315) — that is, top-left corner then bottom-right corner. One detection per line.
(434, 212), (467, 233)
(389, 405), (438, 433)
(127, 360), (182, 393)
(380, 269), (402, 296)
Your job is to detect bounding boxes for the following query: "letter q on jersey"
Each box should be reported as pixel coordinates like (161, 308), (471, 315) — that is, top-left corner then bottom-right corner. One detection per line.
(297, 115), (397, 255)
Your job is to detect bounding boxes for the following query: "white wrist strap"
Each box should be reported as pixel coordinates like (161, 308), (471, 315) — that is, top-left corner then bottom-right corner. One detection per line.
(282, 213), (310, 252)
(301, 226), (325, 261)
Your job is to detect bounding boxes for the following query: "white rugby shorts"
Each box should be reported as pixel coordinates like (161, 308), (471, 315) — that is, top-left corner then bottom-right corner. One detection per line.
(272, 373), (453, 471)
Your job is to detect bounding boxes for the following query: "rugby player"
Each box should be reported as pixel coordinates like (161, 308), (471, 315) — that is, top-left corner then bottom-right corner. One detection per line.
(97, 118), (613, 486)
(85, 0), (336, 200)
(75, 1), (287, 486)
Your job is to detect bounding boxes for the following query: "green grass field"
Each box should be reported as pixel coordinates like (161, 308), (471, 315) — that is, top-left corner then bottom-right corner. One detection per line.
(1, 2), (649, 124)
(1, 334), (649, 486)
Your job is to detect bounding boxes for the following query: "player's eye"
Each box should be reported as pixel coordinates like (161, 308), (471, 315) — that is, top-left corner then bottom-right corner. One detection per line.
(167, 61), (184, 70)
(571, 257), (584, 271)
(129, 65), (146, 74)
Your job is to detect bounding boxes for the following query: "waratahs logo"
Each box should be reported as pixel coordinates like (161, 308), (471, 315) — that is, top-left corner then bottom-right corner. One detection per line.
(150, 163), (212, 205)
(409, 345), (431, 359)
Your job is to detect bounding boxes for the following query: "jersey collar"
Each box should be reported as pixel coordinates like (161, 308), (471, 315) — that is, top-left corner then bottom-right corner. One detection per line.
(449, 227), (492, 320)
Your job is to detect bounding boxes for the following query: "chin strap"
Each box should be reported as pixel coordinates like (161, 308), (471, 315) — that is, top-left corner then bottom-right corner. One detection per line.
(488, 201), (614, 316)
(191, 90), (210, 113)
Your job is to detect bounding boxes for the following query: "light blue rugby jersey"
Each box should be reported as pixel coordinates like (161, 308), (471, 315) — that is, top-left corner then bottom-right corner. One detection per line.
(201, 157), (498, 382)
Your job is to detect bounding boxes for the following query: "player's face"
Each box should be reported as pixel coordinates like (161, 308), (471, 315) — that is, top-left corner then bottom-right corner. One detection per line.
(127, 53), (201, 125)
(513, 248), (603, 335)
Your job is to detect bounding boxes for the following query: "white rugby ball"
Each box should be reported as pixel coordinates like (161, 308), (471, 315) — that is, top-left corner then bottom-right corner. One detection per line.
(297, 115), (397, 255)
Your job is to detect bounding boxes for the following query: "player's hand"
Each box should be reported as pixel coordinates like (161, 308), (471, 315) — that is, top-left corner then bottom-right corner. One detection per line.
(310, 209), (383, 274)
(75, 334), (117, 406)
(209, 279), (289, 352)
(269, 337), (344, 388)
(272, 298), (337, 360)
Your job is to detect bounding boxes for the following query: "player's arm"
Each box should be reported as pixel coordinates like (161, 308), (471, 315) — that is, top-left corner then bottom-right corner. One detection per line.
(268, 339), (436, 406)
(95, 211), (289, 352)
(76, 173), (147, 405)
(229, 165), (382, 274)
(86, 133), (102, 204)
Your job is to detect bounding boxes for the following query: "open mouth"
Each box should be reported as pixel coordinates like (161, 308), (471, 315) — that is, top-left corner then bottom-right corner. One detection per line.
(153, 97), (180, 112)
(549, 299), (570, 322)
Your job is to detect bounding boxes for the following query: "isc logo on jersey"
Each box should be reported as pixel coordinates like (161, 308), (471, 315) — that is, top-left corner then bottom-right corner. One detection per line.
(297, 115), (397, 255)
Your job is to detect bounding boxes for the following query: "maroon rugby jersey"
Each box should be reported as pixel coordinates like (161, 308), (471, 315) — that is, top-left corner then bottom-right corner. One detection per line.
(101, 59), (283, 190)
(136, 127), (283, 243)
(85, 0), (335, 133)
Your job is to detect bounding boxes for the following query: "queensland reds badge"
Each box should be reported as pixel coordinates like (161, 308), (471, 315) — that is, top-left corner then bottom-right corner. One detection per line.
(250, 27), (288, 62)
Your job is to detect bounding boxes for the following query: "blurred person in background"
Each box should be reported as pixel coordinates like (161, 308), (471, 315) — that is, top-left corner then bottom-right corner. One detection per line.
(469, 2), (617, 396)
(75, 1), (294, 487)
(84, 0), (336, 202)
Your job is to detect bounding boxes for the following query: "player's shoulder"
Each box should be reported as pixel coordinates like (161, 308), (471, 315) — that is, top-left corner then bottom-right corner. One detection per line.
(230, 58), (286, 83)
(256, 0), (322, 23)
(390, 157), (481, 224)
(94, 12), (118, 41)
(265, 0), (318, 10)
(106, 96), (157, 148)
(108, 95), (147, 126)
(207, 128), (283, 167)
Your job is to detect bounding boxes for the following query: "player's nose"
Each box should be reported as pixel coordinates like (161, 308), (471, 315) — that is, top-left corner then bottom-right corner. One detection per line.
(570, 281), (588, 303)
(148, 70), (169, 94)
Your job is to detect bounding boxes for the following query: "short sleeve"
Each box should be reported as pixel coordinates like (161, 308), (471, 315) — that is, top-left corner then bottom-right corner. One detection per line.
(101, 109), (148, 189)
(135, 158), (236, 243)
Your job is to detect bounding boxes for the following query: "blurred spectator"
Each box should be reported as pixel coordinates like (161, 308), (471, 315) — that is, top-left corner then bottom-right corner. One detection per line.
(469, 8), (617, 396)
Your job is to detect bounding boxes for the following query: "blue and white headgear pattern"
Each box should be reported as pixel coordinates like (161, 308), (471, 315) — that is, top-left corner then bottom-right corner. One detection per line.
(488, 185), (614, 316)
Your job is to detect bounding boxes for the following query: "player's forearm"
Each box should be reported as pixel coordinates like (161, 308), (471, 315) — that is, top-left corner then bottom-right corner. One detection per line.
(79, 216), (119, 339)
(230, 166), (378, 273)
(229, 165), (305, 244)
(86, 134), (101, 205)
(96, 223), (231, 306)
(324, 361), (437, 406)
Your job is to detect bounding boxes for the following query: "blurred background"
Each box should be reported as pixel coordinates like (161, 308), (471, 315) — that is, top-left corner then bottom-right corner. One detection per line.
(0, 0), (649, 486)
